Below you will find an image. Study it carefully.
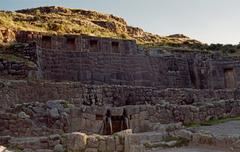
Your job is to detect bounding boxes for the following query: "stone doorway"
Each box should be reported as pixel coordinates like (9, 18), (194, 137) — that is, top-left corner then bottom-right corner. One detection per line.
(111, 116), (122, 133)
(224, 68), (236, 89)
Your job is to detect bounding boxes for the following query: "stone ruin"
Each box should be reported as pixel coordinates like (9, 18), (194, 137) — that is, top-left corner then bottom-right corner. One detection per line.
(15, 30), (240, 89)
(1, 30), (240, 151)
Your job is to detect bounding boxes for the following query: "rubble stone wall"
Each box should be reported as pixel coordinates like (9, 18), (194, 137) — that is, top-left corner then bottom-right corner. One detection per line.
(69, 99), (240, 133)
(1, 98), (240, 137)
(5, 42), (37, 62)
(0, 80), (239, 108)
(0, 101), (70, 137)
(0, 131), (126, 152)
(0, 60), (34, 79)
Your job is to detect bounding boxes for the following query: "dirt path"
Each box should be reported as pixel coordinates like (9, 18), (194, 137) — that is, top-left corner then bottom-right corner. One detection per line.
(192, 120), (240, 137)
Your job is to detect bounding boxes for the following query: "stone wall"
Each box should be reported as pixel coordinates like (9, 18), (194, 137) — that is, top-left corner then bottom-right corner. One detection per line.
(36, 39), (240, 89)
(65, 132), (126, 152)
(1, 80), (240, 108)
(0, 101), (70, 137)
(13, 31), (240, 89)
(38, 48), (192, 88)
(16, 31), (137, 54)
(1, 80), (240, 134)
(0, 130), (128, 152)
(185, 53), (240, 89)
(1, 97), (240, 137)
(15, 30), (42, 43)
(0, 42), (37, 79)
(5, 42), (37, 62)
(210, 59), (240, 89)
(0, 59), (34, 79)
(69, 99), (240, 134)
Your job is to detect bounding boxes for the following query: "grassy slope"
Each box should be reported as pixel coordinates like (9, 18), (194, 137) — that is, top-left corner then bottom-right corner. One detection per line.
(0, 6), (239, 56)
(0, 6), (202, 45)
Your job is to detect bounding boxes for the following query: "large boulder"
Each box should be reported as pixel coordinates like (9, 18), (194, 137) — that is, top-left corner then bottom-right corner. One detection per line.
(49, 108), (60, 119)
(0, 28), (15, 43)
(65, 132), (87, 152)
(54, 144), (64, 152)
(18, 111), (30, 119)
(114, 129), (132, 137)
(0, 146), (13, 152)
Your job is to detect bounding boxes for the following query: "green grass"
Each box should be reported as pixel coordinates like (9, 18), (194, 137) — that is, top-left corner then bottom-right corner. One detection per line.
(2, 6), (239, 56)
(7, 145), (24, 152)
(0, 7), (203, 46)
(185, 116), (240, 128)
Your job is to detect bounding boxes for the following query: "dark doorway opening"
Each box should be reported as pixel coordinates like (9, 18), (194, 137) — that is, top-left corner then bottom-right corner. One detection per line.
(90, 40), (98, 52)
(66, 37), (76, 50)
(112, 41), (119, 53)
(111, 116), (122, 133)
(42, 36), (52, 48)
(224, 68), (236, 89)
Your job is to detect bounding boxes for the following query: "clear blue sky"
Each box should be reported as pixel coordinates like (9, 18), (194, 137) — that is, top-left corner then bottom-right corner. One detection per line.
(0, 0), (239, 44)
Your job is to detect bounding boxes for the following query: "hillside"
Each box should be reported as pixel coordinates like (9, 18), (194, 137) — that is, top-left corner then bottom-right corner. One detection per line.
(1, 6), (240, 57)
(0, 6), (202, 46)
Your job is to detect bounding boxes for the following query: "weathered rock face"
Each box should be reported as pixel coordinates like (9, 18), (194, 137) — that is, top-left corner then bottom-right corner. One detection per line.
(0, 28), (15, 44)
(127, 26), (145, 38)
(93, 20), (128, 33)
(66, 132), (87, 151)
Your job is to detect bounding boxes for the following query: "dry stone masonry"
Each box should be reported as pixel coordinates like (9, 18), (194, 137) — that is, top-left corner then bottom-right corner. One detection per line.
(14, 30), (240, 89)
(1, 30), (240, 152)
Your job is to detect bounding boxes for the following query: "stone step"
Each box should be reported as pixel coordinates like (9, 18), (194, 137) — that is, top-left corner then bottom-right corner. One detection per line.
(125, 131), (167, 152)
(127, 131), (167, 144)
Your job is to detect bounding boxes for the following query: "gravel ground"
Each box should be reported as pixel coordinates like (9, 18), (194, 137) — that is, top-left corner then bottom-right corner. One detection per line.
(153, 121), (240, 152)
(153, 147), (225, 152)
(192, 120), (240, 137)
